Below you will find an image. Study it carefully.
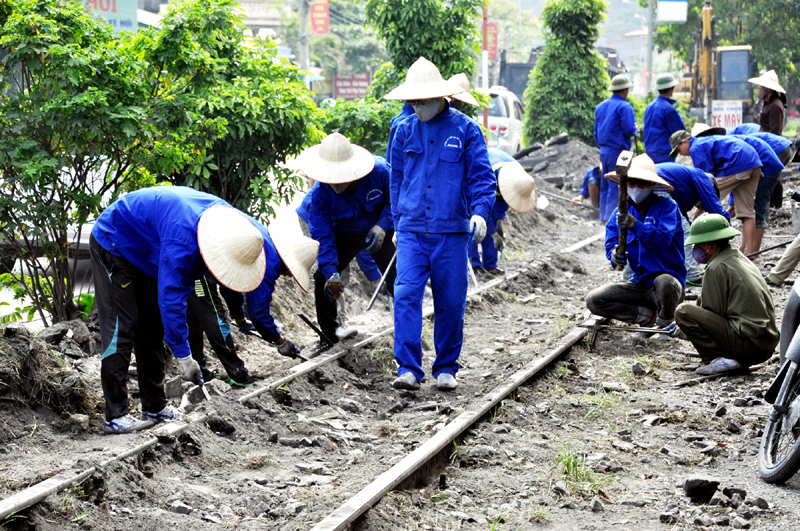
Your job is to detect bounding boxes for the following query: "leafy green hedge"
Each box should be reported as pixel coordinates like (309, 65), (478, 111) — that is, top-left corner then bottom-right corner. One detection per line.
(320, 99), (402, 156)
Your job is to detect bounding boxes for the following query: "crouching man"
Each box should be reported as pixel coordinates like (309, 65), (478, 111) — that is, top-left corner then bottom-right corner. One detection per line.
(586, 154), (686, 333)
(673, 214), (779, 375)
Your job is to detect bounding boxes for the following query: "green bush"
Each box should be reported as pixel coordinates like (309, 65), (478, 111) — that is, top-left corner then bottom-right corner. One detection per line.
(320, 99), (402, 156)
(522, 0), (610, 145)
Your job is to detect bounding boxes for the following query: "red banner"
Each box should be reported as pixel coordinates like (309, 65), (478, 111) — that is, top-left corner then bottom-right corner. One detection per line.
(310, 0), (329, 34)
(334, 72), (371, 100)
(487, 22), (498, 61)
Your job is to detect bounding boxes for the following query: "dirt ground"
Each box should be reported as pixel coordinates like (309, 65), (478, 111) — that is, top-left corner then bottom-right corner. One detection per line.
(1, 140), (799, 531)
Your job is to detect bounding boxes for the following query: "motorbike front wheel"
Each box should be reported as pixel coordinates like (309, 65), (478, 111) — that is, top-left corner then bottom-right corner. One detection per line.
(759, 372), (800, 483)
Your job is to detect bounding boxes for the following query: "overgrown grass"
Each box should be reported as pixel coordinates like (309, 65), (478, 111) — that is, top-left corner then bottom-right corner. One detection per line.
(555, 440), (622, 495)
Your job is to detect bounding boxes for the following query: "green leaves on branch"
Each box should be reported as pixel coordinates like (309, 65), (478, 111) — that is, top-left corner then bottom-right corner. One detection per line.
(320, 99), (402, 155)
(523, 0), (610, 145)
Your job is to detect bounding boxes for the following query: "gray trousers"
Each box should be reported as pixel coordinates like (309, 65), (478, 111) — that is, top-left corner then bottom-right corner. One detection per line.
(674, 304), (773, 366)
(585, 275), (685, 325)
(681, 214), (702, 282)
(767, 232), (800, 286)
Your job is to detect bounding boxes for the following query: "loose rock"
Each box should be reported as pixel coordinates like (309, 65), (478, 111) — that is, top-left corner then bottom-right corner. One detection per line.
(590, 497), (604, 512)
(752, 497), (769, 509)
(168, 501), (193, 515)
(631, 361), (646, 375)
(683, 475), (720, 503)
(732, 516), (751, 529)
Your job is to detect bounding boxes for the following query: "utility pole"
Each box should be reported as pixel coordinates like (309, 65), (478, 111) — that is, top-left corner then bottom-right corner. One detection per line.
(299, 0), (310, 86)
(645, 0), (654, 92)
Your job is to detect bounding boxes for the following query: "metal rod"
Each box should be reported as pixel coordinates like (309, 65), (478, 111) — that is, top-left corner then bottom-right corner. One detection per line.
(578, 324), (672, 335)
(538, 190), (600, 211)
(746, 240), (794, 258)
(366, 250), (396, 311)
(298, 313), (336, 346)
(469, 262), (479, 287)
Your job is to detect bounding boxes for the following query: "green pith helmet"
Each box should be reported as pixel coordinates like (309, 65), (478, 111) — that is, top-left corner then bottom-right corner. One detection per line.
(609, 74), (633, 92)
(656, 73), (679, 91)
(669, 130), (692, 158)
(685, 214), (741, 245)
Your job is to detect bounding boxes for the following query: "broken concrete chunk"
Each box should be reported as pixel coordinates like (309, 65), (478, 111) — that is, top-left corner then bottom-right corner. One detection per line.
(165, 377), (183, 399)
(602, 381), (630, 393)
(683, 475), (720, 503)
(68, 413), (90, 431)
(168, 501), (193, 515)
(732, 516), (751, 529)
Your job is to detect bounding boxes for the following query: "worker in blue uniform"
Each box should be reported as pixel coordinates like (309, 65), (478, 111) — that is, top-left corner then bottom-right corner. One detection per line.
(730, 123), (760, 135)
(386, 102), (415, 165)
(670, 127), (763, 255)
(384, 57), (495, 391)
(91, 187), (267, 433)
(655, 163), (730, 286)
(571, 166), (601, 211)
(586, 155), (686, 334)
(594, 75), (638, 222)
(644, 73), (685, 163)
(297, 133), (397, 354)
(729, 133), (785, 253)
(470, 148), (537, 275)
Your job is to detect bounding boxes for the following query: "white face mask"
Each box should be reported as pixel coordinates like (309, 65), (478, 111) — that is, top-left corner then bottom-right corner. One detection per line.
(412, 98), (443, 122)
(628, 185), (653, 204)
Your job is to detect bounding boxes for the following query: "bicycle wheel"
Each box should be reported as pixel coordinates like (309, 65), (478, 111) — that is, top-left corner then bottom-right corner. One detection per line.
(759, 373), (800, 483)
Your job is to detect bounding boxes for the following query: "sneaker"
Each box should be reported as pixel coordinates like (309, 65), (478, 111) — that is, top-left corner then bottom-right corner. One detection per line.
(696, 357), (743, 376)
(392, 372), (421, 391)
(306, 340), (335, 359)
(142, 405), (181, 423)
(234, 318), (256, 331)
(436, 373), (458, 391)
(765, 277), (781, 287)
(104, 414), (154, 435)
(229, 373), (259, 387)
(486, 267), (505, 276)
(686, 278), (703, 287)
(335, 325), (358, 341)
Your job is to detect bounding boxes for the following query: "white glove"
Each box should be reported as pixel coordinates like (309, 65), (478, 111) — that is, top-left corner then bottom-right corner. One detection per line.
(469, 215), (487, 244)
(178, 356), (203, 385)
(392, 232), (398, 245)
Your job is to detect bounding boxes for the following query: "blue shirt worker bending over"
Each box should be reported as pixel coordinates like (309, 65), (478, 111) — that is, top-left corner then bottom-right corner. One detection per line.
(385, 57), (496, 391)
(594, 74), (638, 222)
(470, 148), (537, 276)
(586, 155), (687, 333)
(92, 187), (269, 433)
(299, 133), (397, 354)
(644, 73), (685, 163)
(655, 163), (730, 287)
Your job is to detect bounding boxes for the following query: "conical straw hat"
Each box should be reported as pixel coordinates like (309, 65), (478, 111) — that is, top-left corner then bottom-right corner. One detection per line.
(198, 205), (266, 293)
(448, 73), (480, 107)
(295, 133), (375, 184)
(748, 70), (785, 94)
(384, 57), (463, 101)
(603, 154), (674, 191)
(691, 122), (726, 137)
(497, 162), (537, 213)
(267, 218), (319, 293)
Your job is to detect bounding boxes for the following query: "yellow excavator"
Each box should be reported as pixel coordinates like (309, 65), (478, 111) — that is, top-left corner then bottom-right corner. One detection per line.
(674, 0), (754, 127)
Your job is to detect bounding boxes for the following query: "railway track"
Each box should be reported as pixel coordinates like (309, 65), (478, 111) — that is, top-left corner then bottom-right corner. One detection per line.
(0, 231), (607, 527)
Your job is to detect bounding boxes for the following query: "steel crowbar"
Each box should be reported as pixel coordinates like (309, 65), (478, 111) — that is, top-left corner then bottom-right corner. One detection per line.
(578, 323), (672, 335)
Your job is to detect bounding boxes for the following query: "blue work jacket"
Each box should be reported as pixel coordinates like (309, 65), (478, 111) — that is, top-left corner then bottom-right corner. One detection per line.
(751, 132), (792, 158)
(579, 166), (601, 197)
(689, 135), (761, 178)
(730, 123), (760, 135)
(730, 134), (784, 176)
(655, 163), (730, 221)
(92, 186), (233, 359)
(386, 103), (415, 165)
(243, 216), (285, 343)
(487, 148), (513, 226)
(390, 103), (495, 234)
(605, 194), (686, 288)
(296, 187), (313, 223)
(594, 94), (638, 156)
(644, 96), (685, 163)
(309, 156), (393, 278)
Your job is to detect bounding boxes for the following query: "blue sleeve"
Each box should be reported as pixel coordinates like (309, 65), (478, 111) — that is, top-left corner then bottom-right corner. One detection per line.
(308, 187), (339, 280)
(246, 270), (281, 343)
(386, 123), (397, 163)
(630, 200), (680, 251)
(621, 104), (637, 138)
(605, 211), (620, 267)
(593, 108), (600, 147)
(157, 244), (200, 359)
(465, 122), (496, 220)
(495, 198), (510, 221)
(690, 142), (713, 174)
(390, 125), (406, 229)
(694, 172), (730, 221)
(375, 162), (394, 232)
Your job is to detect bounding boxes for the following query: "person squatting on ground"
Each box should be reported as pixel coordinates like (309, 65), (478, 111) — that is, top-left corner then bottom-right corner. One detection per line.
(594, 74), (638, 222)
(655, 162), (730, 287)
(585, 154), (686, 333)
(643, 73), (685, 164)
(469, 149), (536, 276)
(669, 128), (763, 255)
(749, 70), (787, 136)
(571, 166), (601, 211)
(672, 214), (779, 375)
(385, 57), (495, 392)
(91, 186), (268, 434)
(186, 273), (258, 387)
(298, 133), (397, 354)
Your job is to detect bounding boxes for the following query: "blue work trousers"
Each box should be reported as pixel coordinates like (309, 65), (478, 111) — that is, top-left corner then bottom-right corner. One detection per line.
(393, 231), (469, 381)
(600, 153), (621, 222)
(468, 233), (498, 269)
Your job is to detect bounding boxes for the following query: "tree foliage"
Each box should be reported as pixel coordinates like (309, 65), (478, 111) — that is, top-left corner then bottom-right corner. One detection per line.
(522, 0), (610, 145)
(651, 0), (800, 94)
(320, 99), (402, 155)
(364, 0), (483, 100)
(0, 0), (152, 324)
(489, 0), (541, 65)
